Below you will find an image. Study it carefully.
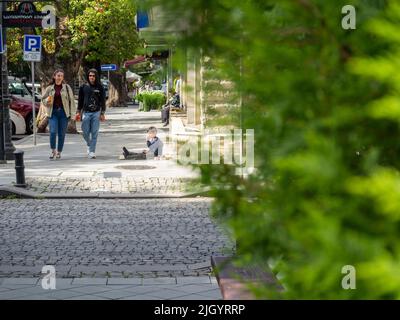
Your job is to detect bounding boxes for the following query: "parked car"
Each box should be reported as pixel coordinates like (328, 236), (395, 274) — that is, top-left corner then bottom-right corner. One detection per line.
(9, 95), (40, 134)
(8, 76), (41, 102)
(9, 109), (26, 135)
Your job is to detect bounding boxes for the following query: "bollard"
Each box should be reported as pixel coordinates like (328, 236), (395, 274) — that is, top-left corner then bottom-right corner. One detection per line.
(14, 150), (27, 188)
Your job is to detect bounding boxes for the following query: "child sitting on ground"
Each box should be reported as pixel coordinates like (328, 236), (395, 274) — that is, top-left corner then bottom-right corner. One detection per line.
(122, 126), (163, 160)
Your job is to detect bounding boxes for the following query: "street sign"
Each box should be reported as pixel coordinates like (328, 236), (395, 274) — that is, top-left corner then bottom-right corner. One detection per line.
(136, 11), (149, 30)
(0, 25), (4, 54)
(23, 35), (42, 62)
(101, 64), (117, 71)
(22, 35), (41, 145)
(3, 2), (49, 28)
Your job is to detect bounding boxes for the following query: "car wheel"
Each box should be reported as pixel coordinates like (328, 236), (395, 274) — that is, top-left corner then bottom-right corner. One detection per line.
(26, 113), (33, 134)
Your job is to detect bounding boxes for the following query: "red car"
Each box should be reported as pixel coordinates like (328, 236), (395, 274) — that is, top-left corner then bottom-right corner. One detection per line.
(9, 95), (40, 134)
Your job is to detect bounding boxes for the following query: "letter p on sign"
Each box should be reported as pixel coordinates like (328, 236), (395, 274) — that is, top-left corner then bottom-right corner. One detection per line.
(28, 39), (37, 51)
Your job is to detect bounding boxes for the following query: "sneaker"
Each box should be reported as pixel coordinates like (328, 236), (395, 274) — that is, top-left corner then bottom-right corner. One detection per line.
(88, 152), (96, 159)
(122, 147), (129, 159)
(49, 151), (56, 160)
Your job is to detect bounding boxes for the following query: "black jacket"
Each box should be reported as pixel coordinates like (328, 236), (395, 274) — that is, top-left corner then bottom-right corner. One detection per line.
(77, 84), (106, 114)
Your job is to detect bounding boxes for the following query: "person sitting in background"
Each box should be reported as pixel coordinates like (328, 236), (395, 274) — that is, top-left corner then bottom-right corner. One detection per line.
(161, 91), (180, 127)
(122, 126), (163, 160)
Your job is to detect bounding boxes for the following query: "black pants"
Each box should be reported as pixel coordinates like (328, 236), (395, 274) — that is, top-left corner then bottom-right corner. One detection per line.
(125, 151), (147, 160)
(161, 105), (170, 123)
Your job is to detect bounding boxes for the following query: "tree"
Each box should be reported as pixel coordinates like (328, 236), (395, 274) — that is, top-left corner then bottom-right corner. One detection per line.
(7, 0), (141, 107)
(151, 0), (400, 299)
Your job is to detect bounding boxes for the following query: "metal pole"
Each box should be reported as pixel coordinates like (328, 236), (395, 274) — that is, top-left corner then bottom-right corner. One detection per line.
(0, 47), (5, 163)
(0, 90), (5, 163)
(0, 4), (4, 163)
(0, 1), (15, 161)
(31, 61), (37, 145)
(14, 149), (26, 188)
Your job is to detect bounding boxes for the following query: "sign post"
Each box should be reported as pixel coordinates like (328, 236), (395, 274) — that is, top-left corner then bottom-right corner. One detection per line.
(0, 24), (5, 162)
(0, 24), (3, 54)
(101, 64), (117, 82)
(23, 35), (41, 146)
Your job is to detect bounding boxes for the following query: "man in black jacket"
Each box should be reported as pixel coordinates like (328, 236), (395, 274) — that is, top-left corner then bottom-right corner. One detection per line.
(76, 69), (106, 159)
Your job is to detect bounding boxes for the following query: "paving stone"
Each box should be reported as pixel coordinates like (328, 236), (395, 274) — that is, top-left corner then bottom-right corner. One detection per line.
(148, 288), (194, 300)
(107, 278), (142, 285)
(119, 295), (162, 300)
(171, 294), (217, 300)
(176, 276), (211, 285)
(119, 286), (164, 295)
(196, 289), (223, 300)
(12, 295), (57, 300)
(68, 286), (113, 295)
(0, 290), (32, 300)
(92, 290), (139, 300)
(1, 278), (39, 285)
(64, 295), (110, 300)
(143, 277), (177, 286)
(72, 278), (107, 285)
(172, 284), (222, 294)
(0, 198), (234, 280)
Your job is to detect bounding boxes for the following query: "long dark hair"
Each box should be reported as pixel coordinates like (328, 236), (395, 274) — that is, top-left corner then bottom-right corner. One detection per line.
(49, 69), (65, 86)
(87, 68), (101, 87)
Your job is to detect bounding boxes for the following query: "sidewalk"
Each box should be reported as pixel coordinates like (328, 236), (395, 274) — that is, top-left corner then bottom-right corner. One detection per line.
(0, 105), (201, 197)
(0, 276), (221, 300)
(0, 105), (233, 300)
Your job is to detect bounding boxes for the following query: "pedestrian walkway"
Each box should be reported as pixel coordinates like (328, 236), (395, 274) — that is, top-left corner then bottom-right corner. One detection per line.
(0, 105), (202, 197)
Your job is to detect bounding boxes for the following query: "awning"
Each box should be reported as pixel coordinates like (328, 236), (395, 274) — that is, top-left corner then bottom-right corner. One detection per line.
(126, 71), (141, 82)
(124, 56), (146, 68)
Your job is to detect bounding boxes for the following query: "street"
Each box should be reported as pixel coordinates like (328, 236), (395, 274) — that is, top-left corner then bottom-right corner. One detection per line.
(0, 105), (234, 300)
(0, 198), (233, 278)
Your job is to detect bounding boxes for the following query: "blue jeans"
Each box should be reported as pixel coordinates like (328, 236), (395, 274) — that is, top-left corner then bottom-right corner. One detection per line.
(49, 107), (69, 152)
(81, 111), (100, 153)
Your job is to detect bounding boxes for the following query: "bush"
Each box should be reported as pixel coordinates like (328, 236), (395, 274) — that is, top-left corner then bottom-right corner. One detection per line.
(137, 91), (166, 111)
(153, 0), (400, 299)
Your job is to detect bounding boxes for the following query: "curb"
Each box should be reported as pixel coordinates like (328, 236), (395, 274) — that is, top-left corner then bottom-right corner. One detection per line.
(0, 185), (212, 199)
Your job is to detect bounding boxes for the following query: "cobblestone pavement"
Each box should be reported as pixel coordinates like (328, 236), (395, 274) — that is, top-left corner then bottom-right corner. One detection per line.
(25, 177), (196, 195)
(0, 198), (235, 278)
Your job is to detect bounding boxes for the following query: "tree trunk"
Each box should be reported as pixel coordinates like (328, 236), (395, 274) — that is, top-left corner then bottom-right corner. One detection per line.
(107, 71), (128, 108)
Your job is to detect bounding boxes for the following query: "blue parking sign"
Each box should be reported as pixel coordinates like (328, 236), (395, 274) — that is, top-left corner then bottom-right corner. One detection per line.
(23, 35), (42, 61)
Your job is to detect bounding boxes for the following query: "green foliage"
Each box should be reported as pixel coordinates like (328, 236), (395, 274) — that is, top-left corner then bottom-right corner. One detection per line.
(137, 91), (166, 111)
(68, 0), (140, 64)
(7, 0), (141, 73)
(151, 0), (400, 299)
